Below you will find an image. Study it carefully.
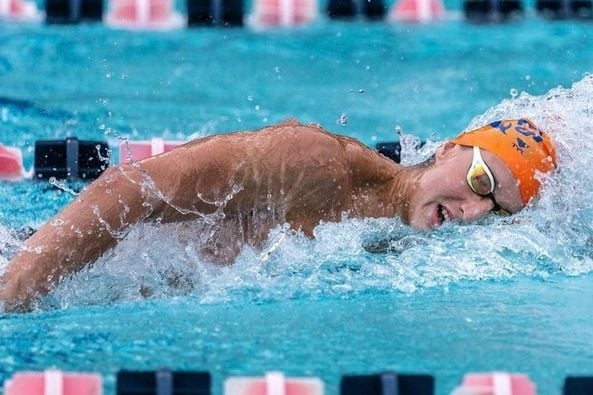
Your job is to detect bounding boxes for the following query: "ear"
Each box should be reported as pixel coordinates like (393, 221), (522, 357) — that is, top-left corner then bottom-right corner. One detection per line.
(435, 141), (458, 161)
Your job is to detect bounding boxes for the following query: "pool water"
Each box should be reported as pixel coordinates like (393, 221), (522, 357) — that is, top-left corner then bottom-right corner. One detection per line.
(1, 9), (593, 395)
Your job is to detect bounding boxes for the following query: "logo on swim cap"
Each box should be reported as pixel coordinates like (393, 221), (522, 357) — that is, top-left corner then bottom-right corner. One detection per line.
(450, 118), (558, 204)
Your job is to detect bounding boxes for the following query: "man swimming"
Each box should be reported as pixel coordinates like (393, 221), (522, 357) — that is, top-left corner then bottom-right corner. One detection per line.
(0, 118), (557, 311)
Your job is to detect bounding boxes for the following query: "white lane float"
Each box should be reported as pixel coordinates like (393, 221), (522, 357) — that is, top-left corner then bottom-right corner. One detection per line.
(0, 0), (42, 22)
(119, 137), (183, 163)
(105, 0), (185, 29)
(389, 0), (445, 22)
(249, 0), (318, 27)
(0, 144), (24, 181)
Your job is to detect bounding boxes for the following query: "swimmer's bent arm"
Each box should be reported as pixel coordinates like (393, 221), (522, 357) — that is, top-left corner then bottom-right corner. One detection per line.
(0, 140), (238, 312)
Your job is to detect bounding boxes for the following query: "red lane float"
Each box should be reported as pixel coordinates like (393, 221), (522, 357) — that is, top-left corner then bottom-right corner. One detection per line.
(0, 0), (41, 21)
(451, 372), (536, 395)
(105, 0), (184, 29)
(250, 0), (318, 27)
(4, 370), (102, 395)
(0, 145), (24, 180)
(119, 137), (183, 163)
(389, 0), (444, 22)
(224, 371), (324, 395)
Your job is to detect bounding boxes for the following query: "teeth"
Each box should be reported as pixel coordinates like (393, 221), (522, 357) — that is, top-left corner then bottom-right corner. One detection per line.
(441, 207), (450, 222)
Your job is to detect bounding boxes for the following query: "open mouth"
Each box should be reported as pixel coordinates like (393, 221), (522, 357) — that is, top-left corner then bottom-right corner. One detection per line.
(437, 204), (451, 225)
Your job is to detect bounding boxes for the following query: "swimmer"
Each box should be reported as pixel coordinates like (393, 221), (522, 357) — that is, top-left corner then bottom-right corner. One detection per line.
(0, 118), (557, 311)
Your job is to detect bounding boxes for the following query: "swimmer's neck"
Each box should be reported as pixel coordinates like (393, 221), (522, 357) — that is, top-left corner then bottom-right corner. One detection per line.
(349, 162), (422, 223)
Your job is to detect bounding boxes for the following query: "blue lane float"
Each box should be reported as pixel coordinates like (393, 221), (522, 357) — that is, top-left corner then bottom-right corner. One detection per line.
(3, 0), (593, 25)
(44, 0), (103, 23)
(375, 142), (403, 164)
(186, 0), (244, 26)
(117, 370), (211, 395)
(339, 372), (434, 395)
(463, 0), (524, 22)
(326, 0), (386, 19)
(375, 140), (428, 164)
(564, 376), (593, 394)
(2, 138), (406, 182)
(4, 369), (593, 394)
(34, 138), (110, 180)
(536, 0), (593, 18)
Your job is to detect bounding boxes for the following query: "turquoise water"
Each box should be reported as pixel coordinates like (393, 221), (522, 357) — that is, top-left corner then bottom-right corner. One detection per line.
(1, 12), (593, 395)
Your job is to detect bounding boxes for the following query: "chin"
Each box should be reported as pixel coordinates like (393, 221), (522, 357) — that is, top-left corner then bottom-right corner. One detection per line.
(408, 205), (441, 231)
(408, 216), (432, 231)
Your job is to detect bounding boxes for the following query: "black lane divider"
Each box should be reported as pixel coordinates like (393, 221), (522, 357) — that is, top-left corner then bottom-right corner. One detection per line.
(117, 370), (211, 395)
(4, 0), (593, 25)
(1, 136), (407, 184)
(34, 138), (109, 180)
(327, 0), (387, 19)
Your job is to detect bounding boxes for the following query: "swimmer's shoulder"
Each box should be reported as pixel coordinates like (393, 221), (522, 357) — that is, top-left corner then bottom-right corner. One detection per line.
(181, 119), (385, 165)
(256, 118), (331, 137)
(255, 118), (368, 147)
(253, 120), (398, 169)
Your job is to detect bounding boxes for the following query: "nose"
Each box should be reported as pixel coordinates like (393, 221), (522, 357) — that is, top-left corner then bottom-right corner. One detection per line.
(460, 196), (494, 222)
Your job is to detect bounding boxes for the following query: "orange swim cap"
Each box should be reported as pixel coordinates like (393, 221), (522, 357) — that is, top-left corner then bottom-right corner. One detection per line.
(450, 118), (558, 204)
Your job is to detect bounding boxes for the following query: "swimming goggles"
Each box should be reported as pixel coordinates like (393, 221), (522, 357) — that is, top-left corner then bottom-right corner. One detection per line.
(466, 146), (511, 216)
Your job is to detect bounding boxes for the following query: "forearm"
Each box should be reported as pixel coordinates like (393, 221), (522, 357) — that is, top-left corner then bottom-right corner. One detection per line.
(0, 165), (155, 311)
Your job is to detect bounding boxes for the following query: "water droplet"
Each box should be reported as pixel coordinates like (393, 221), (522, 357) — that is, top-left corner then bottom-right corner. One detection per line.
(336, 113), (348, 126)
(510, 88), (518, 98)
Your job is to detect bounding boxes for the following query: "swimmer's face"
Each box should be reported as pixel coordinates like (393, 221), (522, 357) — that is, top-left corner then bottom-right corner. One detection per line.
(407, 143), (524, 230)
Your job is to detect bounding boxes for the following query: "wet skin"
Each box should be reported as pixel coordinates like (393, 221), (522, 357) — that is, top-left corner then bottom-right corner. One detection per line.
(0, 120), (524, 311)
(407, 141), (524, 230)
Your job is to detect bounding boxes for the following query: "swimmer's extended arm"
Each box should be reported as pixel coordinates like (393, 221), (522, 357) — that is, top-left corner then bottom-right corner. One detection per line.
(0, 120), (374, 312)
(0, 165), (153, 311)
(0, 136), (239, 312)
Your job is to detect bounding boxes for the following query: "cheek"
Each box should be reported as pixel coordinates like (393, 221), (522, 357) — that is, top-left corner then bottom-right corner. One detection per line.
(434, 176), (468, 198)
(416, 170), (467, 205)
